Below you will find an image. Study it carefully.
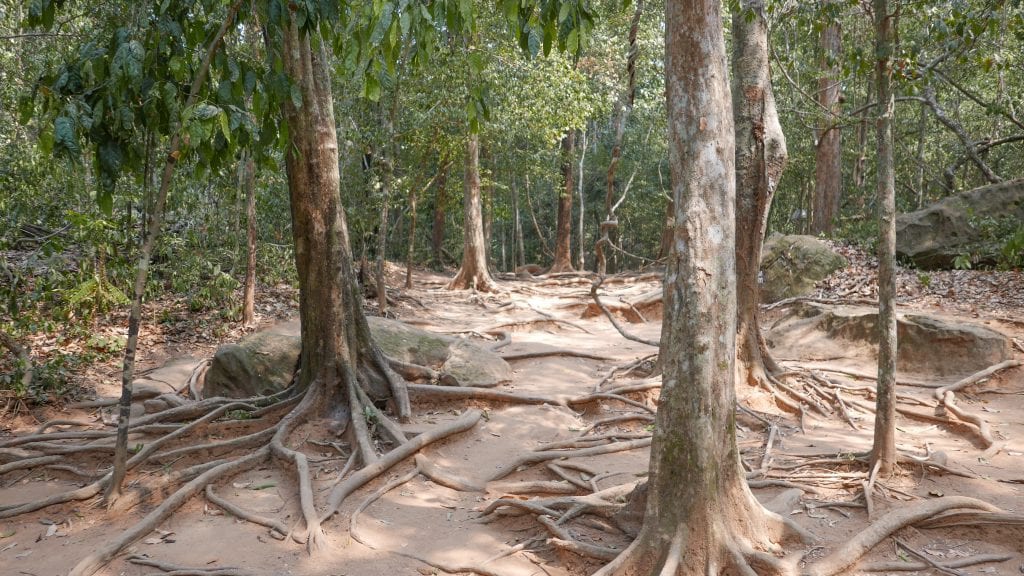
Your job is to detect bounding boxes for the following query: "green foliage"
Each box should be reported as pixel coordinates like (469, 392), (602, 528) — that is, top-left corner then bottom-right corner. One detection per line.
(998, 226), (1024, 269)
(953, 253), (974, 270)
(63, 275), (130, 321)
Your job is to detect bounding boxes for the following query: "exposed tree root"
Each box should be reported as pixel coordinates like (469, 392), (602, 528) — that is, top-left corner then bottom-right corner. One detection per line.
(204, 485), (288, 537)
(860, 553), (1013, 573)
(501, 349), (609, 362)
(127, 554), (256, 576)
(589, 277), (659, 347)
(537, 515), (620, 560)
(321, 408), (482, 519)
(802, 496), (1004, 576)
(489, 438), (651, 482)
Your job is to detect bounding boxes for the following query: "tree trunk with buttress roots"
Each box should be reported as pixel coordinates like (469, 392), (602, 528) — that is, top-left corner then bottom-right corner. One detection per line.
(448, 132), (497, 291)
(733, 0), (787, 388)
(282, 22), (409, 423)
(592, 2), (808, 575)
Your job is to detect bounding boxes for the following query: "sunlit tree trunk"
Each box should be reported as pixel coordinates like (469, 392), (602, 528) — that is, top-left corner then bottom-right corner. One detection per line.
(593, 1), (800, 573)
(550, 131), (576, 272)
(871, 0), (899, 476)
(431, 163), (449, 267)
(733, 0), (787, 386)
(448, 133), (497, 290)
(281, 22), (409, 419)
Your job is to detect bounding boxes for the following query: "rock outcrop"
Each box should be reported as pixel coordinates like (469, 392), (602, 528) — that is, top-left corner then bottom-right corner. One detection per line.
(765, 301), (1011, 379)
(203, 317), (512, 399)
(760, 234), (848, 303)
(896, 179), (1024, 269)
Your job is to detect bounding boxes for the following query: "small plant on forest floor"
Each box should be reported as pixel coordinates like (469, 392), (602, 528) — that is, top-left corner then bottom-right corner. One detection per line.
(953, 252), (974, 270)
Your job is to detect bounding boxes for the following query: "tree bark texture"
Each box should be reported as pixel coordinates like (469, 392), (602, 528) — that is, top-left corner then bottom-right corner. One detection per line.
(281, 23), (408, 419)
(871, 0), (899, 476)
(594, 1), (789, 573)
(447, 133), (497, 290)
(811, 0), (842, 235)
(733, 0), (787, 385)
(550, 131), (576, 272)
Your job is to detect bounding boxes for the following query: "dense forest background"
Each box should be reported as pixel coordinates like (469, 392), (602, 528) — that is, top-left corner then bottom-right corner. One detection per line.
(2, 0), (1023, 401)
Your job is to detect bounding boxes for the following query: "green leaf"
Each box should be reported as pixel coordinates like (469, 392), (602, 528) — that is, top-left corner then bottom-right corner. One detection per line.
(566, 29), (579, 54)
(53, 116), (80, 158)
(17, 94), (34, 125)
(217, 110), (231, 142)
(558, 2), (571, 23)
(96, 189), (114, 216)
(364, 73), (381, 101)
(290, 83), (303, 109)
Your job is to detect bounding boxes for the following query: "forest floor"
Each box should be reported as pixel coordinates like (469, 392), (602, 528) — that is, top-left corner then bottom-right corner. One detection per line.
(2, 248), (1023, 576)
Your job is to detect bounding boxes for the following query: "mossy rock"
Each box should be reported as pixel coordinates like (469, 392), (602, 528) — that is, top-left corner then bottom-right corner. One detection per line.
(203, 317), (512, 399)
(760, 234), (847, 303)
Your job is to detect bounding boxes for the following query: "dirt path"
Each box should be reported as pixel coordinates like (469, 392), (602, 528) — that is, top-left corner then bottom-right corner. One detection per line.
(2, 268), (1022, 576)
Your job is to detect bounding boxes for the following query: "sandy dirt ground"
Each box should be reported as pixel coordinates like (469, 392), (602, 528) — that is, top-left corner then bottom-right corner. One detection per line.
(1, 264), (1022, 576)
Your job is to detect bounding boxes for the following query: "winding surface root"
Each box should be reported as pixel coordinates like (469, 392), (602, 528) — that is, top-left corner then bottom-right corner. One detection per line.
(0, 366), (487, 576)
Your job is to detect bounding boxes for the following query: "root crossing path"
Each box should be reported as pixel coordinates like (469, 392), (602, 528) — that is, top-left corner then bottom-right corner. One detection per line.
(1, 269), (1023, 576)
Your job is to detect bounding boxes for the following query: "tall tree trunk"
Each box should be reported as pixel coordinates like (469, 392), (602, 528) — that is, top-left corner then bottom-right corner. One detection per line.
(512, 175), (526, 268)
(871, 0), (899, 477)
(811, 0), (843, 235)
(281, 22), (409, 422)
(448, 133), (497, 291)
(376, 91), (399, 316)
(594, 1), (802, 573)
(242, 151), (257, 327)
(550, 131), (576, 272)
(430, 162), (450, 268)
(577, 128), (588, 271)
(733, 0), (787, 388)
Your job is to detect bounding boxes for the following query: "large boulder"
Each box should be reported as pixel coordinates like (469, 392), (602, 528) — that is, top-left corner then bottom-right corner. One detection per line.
(759, 234), (847, 303)
(204, 327), (300, 399)
(896, 179), (1024, 269)
(765, 302), (1011, 379)
(203, 317), (512, 399)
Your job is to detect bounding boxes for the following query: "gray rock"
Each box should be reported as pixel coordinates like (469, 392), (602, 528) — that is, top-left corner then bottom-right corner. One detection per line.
(765, 302), (1011, 379)
(896, 178), (1024, 269)
(368, 316), (513, 388)
(203, 317), (512, 399)
(760, 234), (848, 303)
(204, 332), (300, 399)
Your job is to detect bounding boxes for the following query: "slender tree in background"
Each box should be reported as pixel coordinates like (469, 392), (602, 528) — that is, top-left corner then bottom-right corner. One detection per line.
(596, 0), (644, 275)
(241, 151), (257, 327)
(733, 0), (788, 389)
(550, 131), (576, 272)
(431, 162), (450, 267)
(593, 0), (807, 573)
(871, 0), (899, 476)
(812, 0), (843, 235)
(448, 132), (498, 290)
